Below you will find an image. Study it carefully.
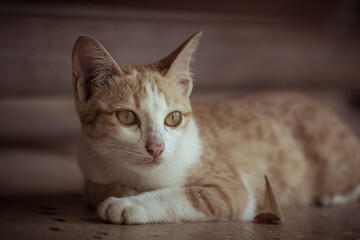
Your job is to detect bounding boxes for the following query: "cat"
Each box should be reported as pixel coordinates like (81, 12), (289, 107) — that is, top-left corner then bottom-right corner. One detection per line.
(72, 32), (360, 224)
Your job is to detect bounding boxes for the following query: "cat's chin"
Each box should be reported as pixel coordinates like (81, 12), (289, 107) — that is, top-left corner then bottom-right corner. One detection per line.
(130, 157), (165, 171)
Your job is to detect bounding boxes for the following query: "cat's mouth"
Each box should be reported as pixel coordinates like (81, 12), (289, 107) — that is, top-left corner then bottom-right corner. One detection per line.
(134, 157), (164, 168)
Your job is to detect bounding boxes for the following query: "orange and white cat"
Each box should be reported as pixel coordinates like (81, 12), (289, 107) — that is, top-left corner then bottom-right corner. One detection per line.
(72, 32), (360, 224)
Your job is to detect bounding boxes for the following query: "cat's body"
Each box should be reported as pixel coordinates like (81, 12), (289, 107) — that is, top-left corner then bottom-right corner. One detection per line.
(72, 32), (360, 224)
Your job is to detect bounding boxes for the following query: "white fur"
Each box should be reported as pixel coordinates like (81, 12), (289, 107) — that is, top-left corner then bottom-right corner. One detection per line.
(139, 81), (168, 149)
(98, 187), (208, 224)
(241, 174), (256, 221)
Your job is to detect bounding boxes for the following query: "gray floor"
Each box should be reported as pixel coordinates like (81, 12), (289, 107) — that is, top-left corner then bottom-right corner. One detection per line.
(0, 194), (359, 240)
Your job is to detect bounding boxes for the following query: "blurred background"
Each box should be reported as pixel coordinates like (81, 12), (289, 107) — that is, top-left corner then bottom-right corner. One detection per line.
(0, 0), (359, 194)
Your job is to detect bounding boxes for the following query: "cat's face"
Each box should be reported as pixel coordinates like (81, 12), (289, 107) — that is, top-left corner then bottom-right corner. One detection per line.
(72, 33), (201, 172)
(79, 66), (192, 171)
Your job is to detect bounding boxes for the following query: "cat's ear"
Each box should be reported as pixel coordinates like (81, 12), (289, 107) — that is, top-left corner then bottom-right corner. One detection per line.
(155, 32), (202, 97)
(72, 35), (120, 102)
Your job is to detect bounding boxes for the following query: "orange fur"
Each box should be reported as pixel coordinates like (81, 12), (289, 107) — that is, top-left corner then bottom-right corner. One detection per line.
(190, 93), (360, 210)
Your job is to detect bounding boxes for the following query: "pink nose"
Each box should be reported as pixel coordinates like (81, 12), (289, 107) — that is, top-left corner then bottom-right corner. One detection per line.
(146, 142), (164, 159)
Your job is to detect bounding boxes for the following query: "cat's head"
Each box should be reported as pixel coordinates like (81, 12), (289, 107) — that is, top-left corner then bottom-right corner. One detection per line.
(72, 32), (202, 172)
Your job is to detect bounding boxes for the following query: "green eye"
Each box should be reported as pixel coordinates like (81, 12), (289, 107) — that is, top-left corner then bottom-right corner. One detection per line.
(164, 111), (182, 127)
(116, 110), (137, 125)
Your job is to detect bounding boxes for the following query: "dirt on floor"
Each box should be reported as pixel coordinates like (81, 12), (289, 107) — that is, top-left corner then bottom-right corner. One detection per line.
(0, 194), (359, 240)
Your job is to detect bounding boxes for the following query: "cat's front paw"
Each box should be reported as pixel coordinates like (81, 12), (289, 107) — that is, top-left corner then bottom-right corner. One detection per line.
(97, 197), (146, 224)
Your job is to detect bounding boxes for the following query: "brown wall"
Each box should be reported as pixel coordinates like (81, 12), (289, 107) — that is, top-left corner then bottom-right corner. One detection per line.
(0, 1), (359, 98)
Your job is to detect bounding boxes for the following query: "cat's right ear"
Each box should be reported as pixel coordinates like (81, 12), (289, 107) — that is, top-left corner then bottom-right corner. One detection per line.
(72, 35), (120, 102)
(154, 32), (202, 97)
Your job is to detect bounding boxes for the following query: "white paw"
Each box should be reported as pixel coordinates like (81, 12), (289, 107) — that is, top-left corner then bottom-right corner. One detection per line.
(318, 194), (347, 207)
(97, 197), (146, 224)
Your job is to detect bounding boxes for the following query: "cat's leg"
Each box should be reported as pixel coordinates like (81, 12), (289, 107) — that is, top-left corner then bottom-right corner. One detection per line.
(319, 184), (360, 206)
(84, 181), (139, 208)
(97, 185), (253, 224)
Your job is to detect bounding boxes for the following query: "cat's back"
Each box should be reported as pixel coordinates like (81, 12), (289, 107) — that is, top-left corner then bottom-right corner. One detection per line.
(192, 91), (357, 144)
(192, 92), (360, 203)
(192, 91), (329, 137)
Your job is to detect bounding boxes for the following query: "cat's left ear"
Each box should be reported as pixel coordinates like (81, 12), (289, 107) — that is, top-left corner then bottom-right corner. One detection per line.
(72, 35), (121, 102)
(155, 32), (202, 97)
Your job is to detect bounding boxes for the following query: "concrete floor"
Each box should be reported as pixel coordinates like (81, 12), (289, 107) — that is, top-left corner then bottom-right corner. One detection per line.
(0, 194), (359, 240)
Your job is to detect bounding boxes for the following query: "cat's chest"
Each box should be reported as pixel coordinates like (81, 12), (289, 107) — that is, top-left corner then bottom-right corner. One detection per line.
(119, 164), (189, 191)
(80, 153), (191, 190)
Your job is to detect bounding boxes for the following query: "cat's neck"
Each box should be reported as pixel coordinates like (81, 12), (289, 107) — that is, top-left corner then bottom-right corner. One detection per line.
(78, 118), (202, 191)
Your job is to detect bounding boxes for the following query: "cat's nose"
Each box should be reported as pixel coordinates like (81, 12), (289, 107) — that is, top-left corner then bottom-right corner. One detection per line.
(146, 142), (164, 159)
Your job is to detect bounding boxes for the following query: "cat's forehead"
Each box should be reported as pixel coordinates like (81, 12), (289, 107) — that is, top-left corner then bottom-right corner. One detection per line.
(120, 64), (188, 109)
(95, 64), (190, 113)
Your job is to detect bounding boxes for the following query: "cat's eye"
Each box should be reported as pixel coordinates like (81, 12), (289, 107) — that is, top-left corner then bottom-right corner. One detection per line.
(116, 110), (137, 125)
(164, 111), (182, 127)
